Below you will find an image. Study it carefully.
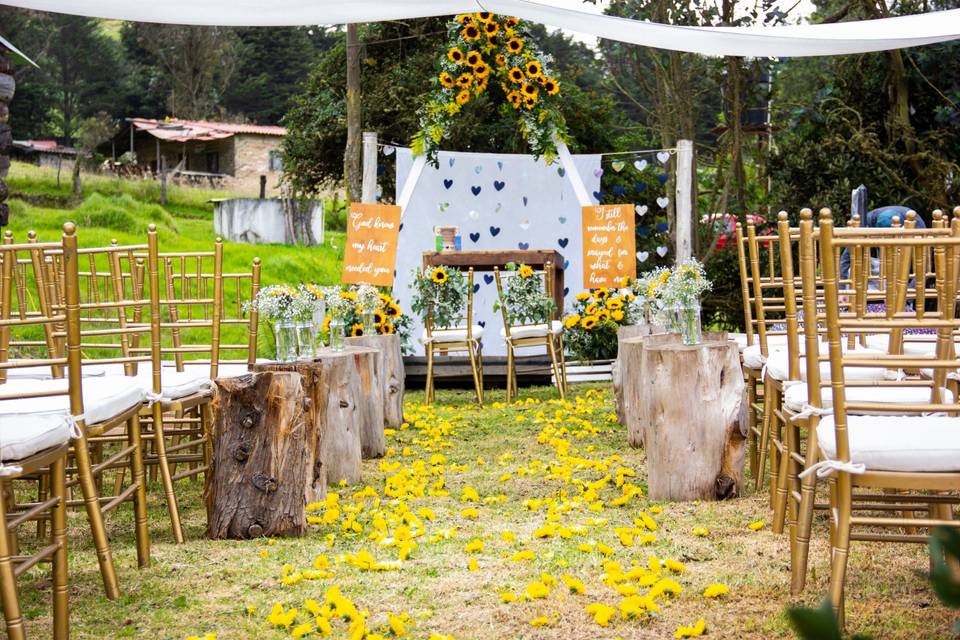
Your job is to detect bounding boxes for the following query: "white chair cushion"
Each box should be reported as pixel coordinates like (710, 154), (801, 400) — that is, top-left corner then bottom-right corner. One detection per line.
(162, 362), (250, 379)
(741, 335), (791, 369)
(730, 333), (749, 352)
(419, 326), (484, 345)
(0, 412), (72, 463)
(4, 362), (108, 380)
(765, 346), (888, 382)
(785, 383), (954, 414)
(817, 414), (960, 472)
(501, 321), (563, 339)
(0, 376), (147, 426)
(864, 334), (957, 356)
(135, 370), (212, 401)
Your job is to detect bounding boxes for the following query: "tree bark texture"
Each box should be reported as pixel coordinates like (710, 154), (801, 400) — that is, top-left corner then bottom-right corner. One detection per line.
(0, 63), (12, 226)
(346, 333), (405, 430)
(349, 347), (386, 459)
(613, 324), (658, 429)
(207, 372), (314, 539)
(624, 332), (745, 501)
(344, 23), (362, 203)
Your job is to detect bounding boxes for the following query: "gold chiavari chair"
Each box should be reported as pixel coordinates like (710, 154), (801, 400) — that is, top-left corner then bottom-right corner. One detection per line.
(493, 262), (566, 402)
(0, 225), (78, 640)
(421, 267), (484, 405)
(792, 213), (960, 626)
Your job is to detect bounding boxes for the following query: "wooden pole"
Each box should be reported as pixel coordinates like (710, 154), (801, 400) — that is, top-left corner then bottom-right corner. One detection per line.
(0, 50), (11, 227)
(675, 139), (694, 261)
(361, 131), (377, 203)
(160, 156), (167, 206)
(344, 24), (362, 203)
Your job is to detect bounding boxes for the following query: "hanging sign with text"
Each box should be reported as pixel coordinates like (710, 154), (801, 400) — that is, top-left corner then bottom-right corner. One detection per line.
(581, 204), (636, 288)
(341, 203), (401, 287)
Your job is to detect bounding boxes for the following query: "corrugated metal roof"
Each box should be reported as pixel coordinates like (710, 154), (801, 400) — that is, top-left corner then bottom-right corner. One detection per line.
(128, 117), (286, 142)
(12, 139), (78, 155)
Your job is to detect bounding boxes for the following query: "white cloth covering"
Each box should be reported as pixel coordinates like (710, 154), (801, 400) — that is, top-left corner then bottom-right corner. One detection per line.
(0, 377), (147, 425)
(502, 320), (563, 340)
(3, 0), (958, 57)
(741, 335), (792, 369)
(784, 382), (954, 414)
(765, 346), (888, 382)
(817, 414), (960, 473)
(420, 326), (485, 344)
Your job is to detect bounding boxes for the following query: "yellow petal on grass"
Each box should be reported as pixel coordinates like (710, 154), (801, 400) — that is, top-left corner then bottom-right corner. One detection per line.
(585, 602), (617, 627)
(703, 583), (729, 598)
(664, 559), (685, 574)
(468, 558), (479, 572)
(675, 618), (707, 638)
(562, 574), (586, 594)
(464, 538), (484, 553)
(529, 616), (550, 627)
(692, 527), (709, 537)
(387, 612), (407, 636)
(500, 592), (517, 603)
(524, 580), (551, 599)
(510, 549), (536, 562)
(460, 508), (480, 520)
(748, 520), (765, 531)
(501, 530), (516, 543)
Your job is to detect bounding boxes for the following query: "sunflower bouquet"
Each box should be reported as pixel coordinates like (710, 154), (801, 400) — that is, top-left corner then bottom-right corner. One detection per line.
(412, 12), (568, 165)
(562, 287), (637, 361)
(318, 285), (412, 352)
(409, 266), (469, 329)
(494, 262), (556, 325)
(626, 267), (671, 322)
(659, 259), (712, 344)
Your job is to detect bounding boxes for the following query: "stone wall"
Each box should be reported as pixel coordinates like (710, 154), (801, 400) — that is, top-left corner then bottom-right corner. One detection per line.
(214, 198), (324, 245)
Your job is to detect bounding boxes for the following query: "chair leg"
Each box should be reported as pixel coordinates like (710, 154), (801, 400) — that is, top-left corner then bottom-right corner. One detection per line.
(829, 476), (853, 630)
(151, 403), (185, 544)
(547, 337), (564, 400)
(467, 340), (482, 405)
(476, 342), (485, 405)
(0, 481), (26, 640)
(201, 402), (215, 472)
(505, 344), (514, 404)
(746, 375), (758, 478)
(50, 455), (69, 640)
(128, 414), (151, 568)
(71, 434), (120, 599)
(756, 377), (775, 491)
(425, 346), (435, 405)
(557, 334), (568, 393)
(772, 410), (790, 535)
(791, 436), (820, 595)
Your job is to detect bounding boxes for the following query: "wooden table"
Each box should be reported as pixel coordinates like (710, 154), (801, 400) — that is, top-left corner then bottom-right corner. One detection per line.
(422, 249), (566, 315)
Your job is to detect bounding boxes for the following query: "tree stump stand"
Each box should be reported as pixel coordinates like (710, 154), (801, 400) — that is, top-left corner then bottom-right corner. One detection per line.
(347, 333), (404, 430)
(612, 324), (660, 428)
(626, 332), (746, 501)
(251, 347), (380, 488)
(207, 372), (314, 539)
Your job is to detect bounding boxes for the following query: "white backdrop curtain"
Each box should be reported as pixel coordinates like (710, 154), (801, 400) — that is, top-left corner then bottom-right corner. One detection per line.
(0, 0), (958, 57)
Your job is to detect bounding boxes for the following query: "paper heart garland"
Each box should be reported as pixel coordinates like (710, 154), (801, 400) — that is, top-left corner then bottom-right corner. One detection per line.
(656, 245), (669, 257)
(382, 145), (395, 156)
(593, 168), (604, 178)
(611, 160), (625, 172)
(635, 205), (648, 217)
(519, 219), (530, 230)
(637, 251), (650, 262)
(657, 151), (670, 163)
(656, 196), (670, 209)
(634, 159), (648, 171)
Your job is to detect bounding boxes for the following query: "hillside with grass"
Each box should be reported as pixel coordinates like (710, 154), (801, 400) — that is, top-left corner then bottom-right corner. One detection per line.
(5, 162), (346, 287)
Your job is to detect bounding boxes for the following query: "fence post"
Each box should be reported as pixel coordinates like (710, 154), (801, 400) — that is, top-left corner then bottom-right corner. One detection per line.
(674, 139), (694, 261)
(361, 131), (378, 203)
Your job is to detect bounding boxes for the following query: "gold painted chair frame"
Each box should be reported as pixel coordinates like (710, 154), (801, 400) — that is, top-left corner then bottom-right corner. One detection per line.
(423, 267), (484, 405)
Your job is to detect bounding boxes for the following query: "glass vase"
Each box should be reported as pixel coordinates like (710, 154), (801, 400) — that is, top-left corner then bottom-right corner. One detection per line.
(274, 321), (298, 363)
(677, 302), (702, 345)
(295, 322), (316, 360)
(329, 318), (346, 352)
(361, 309), (377, 336)
(312, 304), (327, 350)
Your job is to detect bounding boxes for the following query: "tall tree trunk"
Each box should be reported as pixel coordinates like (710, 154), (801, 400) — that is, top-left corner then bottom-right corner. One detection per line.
(344, 24), (362, 204)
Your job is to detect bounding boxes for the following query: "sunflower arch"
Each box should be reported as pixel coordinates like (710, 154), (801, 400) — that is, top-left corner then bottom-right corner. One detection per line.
(411, 12), (569, 166)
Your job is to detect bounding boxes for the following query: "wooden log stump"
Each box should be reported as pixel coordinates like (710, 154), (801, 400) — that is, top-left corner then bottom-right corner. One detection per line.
(207, 372), (313, 539)
(347, 333), (405, 429)
(613, 324), (660, 428)
(630, 332), (746, 501)
(253, 350), (370, 487)
(347, 346), (387, 459)
(619, 332), (676, 448)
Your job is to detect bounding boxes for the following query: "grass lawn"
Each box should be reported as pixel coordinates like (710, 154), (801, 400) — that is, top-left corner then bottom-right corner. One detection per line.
(15, 384), (955, 639)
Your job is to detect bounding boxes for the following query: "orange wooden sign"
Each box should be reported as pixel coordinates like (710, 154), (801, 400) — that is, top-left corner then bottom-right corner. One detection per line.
(341, 203), (402, 287)
(581, 204), (636, 288)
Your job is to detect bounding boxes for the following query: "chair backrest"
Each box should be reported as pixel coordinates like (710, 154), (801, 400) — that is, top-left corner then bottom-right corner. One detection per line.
(493, 262), (553, 340)
(424, 266), (475, 342)
(734, 223), (756, 347)
(0, 224), (85, 424)
(746, 218), (799, 358)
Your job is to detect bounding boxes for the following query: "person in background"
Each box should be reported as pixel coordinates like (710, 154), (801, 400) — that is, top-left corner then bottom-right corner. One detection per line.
(839, 205), (926, 281)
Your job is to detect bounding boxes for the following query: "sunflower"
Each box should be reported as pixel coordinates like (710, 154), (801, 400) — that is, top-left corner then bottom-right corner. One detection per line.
(456, 73), (473, 87)
(456, 89), (470, 106)
(504, 16), (519, 28)
(456, 14), (474, 24)
(378, 292), (392, 305)
(575, 292), (591, 302)
(508, 67), (524, 83)
(521, 83), (538, 97)
(525, 61), (543, 78)
(518, 265), (534, 278)
(466, 51), (482, 67)
(463, 24), (481, 41)
(585, 302), (599, 316)
(387, 302), (401, 317)
(581, 315), (598, 330)
(475, 11), (493, 22)
(593, 287), (610, 300)
(606, 297), (624, 311)
(596, 308), (611, 321)
(439, 71), (455, 88)
(507, 91), (522, 109)
(350, 323), (364, 337)
(373, 309), (386, 327)
(483, 21), (499, 37)
(476, 77), (489, 93)
(564, 314), (581, 329)
(322, 314), (332, 333)
(611, 310), (625, 322)
(543, 78), (560, 96)
(523, 95), (537, 109)
(448, 48), (465, 64)
(432, 267), (449, 284)
(341, 290), (357, 301)
(474, 62), (490, 78)
(495, 53), (507, 67)
(381, 321), (395, 335)
(506, 37), (523, 53)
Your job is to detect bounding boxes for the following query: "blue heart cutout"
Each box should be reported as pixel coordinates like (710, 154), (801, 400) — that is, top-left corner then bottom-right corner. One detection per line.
(658, 174), (669, 184)
(635, 182), (647, 192)
(377, 164), (385, 176)
(638, 225), (648, 237)
(494, 180), (505, 191)
(478, 320), (486, 328)
(563, 287), (569, 296)
(469, 232), (480, 243)
(563, 260), (570, 269)
(489, 226), (500, 237)
(592, 191), (603, 202)
(471, 185), (482, 196)
(656, 222), (669, 233)
(558, 237), (569, 248)
(474, 165), (482, 175)
(472, 283), (480, 294)
(448, 158), (456, 167)
(483, 274), (494, 285)
(522, 196), (528, 206)
(557, 167), (566, 177)
(612, 185), (626, 197)
(497, 161), (503, 171)
(558, 216), (567, 224)
(443, 179), (453, 190)
(399, 223), (404, 232)
(519, 242), (529, 249)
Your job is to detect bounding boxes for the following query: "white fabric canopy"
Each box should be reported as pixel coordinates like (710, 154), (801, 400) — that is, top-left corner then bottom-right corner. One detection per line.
(1, 0), (958, 57)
